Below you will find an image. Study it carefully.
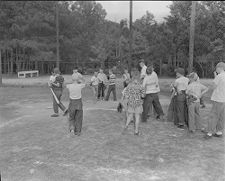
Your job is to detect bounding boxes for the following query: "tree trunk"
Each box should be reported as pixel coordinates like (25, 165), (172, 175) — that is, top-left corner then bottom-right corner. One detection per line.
(0, 50), (2, 86)
(10, 50), (13, 74)
(159, 59), (162, 76)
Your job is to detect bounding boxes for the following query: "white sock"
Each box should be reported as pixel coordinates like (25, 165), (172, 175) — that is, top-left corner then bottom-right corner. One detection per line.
(207, 133), (212, 136)
(216, 131), (223, 135)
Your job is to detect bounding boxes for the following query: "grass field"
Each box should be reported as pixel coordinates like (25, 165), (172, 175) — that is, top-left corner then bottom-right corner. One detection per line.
(0, 75), (224, 181)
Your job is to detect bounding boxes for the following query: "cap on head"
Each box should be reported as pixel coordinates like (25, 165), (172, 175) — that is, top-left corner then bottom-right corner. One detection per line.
(216, 62), (225, 70)
(53, 68), (60, 74)
(175, 67), (185, 76)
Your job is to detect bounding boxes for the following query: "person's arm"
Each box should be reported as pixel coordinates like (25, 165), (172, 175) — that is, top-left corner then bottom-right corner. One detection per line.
(200, 84), (209, 97)
(211, 72), (219, 90)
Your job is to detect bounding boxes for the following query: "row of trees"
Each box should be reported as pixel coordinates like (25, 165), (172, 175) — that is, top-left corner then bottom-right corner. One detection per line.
(0, 1), (224, 77)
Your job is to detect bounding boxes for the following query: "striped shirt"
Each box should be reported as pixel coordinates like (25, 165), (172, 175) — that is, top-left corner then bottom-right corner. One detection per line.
(108, 74), (116, 85)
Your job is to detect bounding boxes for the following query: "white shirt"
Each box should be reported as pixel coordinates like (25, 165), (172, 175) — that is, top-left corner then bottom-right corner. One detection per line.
(91, 76), (99, 86)
(186, 81), (207, 102)
(143, 71), (160, 94)
(66, 83), (85, 100)
(72, 72), (83, 80)
(97, 73), (107, 83)
(140, 65), (147, 79)
(211, 72), (225, 102)
(49, 75), (56, 83)
(174, 76), (189, 92)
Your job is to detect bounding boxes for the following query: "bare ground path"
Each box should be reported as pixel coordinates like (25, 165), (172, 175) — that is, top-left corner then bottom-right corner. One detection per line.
(0, 77), (224, 181)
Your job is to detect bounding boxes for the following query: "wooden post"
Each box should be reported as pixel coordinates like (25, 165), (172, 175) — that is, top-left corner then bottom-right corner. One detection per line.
(56, 2), (60, 68)
(188, 1), (196, 73)
(128, 0), (133, 75)
(0, 49), (2, 86)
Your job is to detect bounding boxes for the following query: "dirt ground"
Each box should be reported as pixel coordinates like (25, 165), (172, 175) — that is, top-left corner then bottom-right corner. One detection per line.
(0, 76), (224, 181)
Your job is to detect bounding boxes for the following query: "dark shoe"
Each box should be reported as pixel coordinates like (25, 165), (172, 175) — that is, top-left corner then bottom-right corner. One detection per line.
(134, 132), (140, 136)
(51, 114), (59, 117)
(177, 124), (184, 129)
(63, 109), (68, 116)
(201, 129), (207, 134)
(213, 134), (223, 138)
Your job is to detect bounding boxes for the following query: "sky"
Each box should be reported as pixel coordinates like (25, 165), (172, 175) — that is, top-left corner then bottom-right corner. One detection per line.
(97, 1), (172, 23)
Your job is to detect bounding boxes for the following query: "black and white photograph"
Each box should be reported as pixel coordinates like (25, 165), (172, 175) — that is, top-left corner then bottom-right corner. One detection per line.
(0, 1), (225, 180)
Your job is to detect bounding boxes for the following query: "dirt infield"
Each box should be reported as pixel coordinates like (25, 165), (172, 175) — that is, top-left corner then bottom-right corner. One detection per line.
(0, 76), (224, 181)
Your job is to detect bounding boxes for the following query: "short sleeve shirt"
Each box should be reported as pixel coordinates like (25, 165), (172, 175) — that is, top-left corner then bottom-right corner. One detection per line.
(186, 82), (207, 102)
(91, 76), (99, 86)
(174, 76), (189, 92)
(211, 72), (225, 102)
(143, 71), (160, 94)
(66, 83), (85, 100)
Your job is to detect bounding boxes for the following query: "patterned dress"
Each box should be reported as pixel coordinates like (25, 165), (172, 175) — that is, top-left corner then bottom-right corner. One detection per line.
(123, 82), (145, 114)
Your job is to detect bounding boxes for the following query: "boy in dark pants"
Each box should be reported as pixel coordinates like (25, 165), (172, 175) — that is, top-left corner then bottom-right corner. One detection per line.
(105, 69), (117, 101)
(66, 74), (86, 136)
(97, 68), (107, 100)
(49, 68), (67, 117)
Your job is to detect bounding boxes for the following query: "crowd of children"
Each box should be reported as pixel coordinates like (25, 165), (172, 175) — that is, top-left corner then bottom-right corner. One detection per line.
(48, 61), (225, 139)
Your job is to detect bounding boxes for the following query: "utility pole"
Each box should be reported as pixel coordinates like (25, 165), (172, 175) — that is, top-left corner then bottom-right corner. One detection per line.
(0, 49), (2, 86)
(128, 0), (133, 75)
(56, 2), (60, 68)
(188, 1), (196, 73)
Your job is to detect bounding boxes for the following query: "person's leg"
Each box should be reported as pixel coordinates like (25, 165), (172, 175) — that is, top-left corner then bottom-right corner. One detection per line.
(167, 97), (175, 122)
(105, 85), (112, 101)
(142, 94), (152, 122)
(125, 112), (133, 128)
(175, 94), (186, 127)
(152, 93), (164, 119)
(188, 103), (196, 132)
(74, 109), (83, 135)
(102, 83), (105, 99)
(112, 85), (117, 101)
(68, 103), (75, 132)
(51, 89), (62, 116)
(215, 103), (225, 136)
(134, 113), (140, 135)
(194, 102), (203, 130)
(205, 102), (220, 138)
(97, 83), (101, 99)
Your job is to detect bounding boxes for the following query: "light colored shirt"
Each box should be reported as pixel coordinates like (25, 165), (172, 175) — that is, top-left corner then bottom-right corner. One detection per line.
(91, 76), (98, 86)
(123, 73), (131, 81)
(49, 75), (56, 83)
(140, 65), (147, 79)
(66, 83), (85, 99)
(211, 72), (225, 102)
(142, 71), (160, 94)
(186, 81), (207, 102)
(174, 76), (189, 92)
(97, 73), (107, 84)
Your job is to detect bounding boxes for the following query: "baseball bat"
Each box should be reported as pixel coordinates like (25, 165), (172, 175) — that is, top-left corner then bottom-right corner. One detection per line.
(50, 88), (60, 104)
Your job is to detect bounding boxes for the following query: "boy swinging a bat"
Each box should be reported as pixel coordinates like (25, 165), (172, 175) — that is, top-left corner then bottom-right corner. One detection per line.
(48, 68), (68, 117)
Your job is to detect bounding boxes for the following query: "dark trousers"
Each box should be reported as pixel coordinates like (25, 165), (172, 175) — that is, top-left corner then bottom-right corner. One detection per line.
(53, 89), (66, 114)
(98, 82), (105, 99)
(105, 84), (117, 101)
(142, 93), (164, 122)
(174, 93), (188, 127)
(68, 99), (83, 133)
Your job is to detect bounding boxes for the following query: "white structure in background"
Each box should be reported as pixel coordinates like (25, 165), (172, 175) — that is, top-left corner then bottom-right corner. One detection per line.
(18, 70), (39, 78)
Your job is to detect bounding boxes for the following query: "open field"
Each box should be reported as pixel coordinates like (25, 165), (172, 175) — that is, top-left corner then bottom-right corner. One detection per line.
(0, 75), (224, 181)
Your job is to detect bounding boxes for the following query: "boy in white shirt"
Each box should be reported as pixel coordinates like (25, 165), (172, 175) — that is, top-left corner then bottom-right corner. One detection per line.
(186, 72), (209, 133)
(66, 74), (86, 136)
(142, 65), (164, 122)
(97, 68), (107, 100)
(173, 67), (189, 128)
(205, 62), (225, 139)
(90, 71), (99, 99)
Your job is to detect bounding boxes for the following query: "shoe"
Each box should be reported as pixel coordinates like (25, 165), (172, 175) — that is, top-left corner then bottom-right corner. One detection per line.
(204, 134), (212, 139)
(201, 129), (207, 133)
(213, 134), (223, 138)
(63, 109), (68, 116)
(51, 114), (59, 117)
(177, 124), (184, 129)
(134, 132), (140, 136)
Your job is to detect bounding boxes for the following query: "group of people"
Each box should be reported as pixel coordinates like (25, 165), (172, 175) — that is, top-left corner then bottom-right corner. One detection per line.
(48, 60), (225, 139)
